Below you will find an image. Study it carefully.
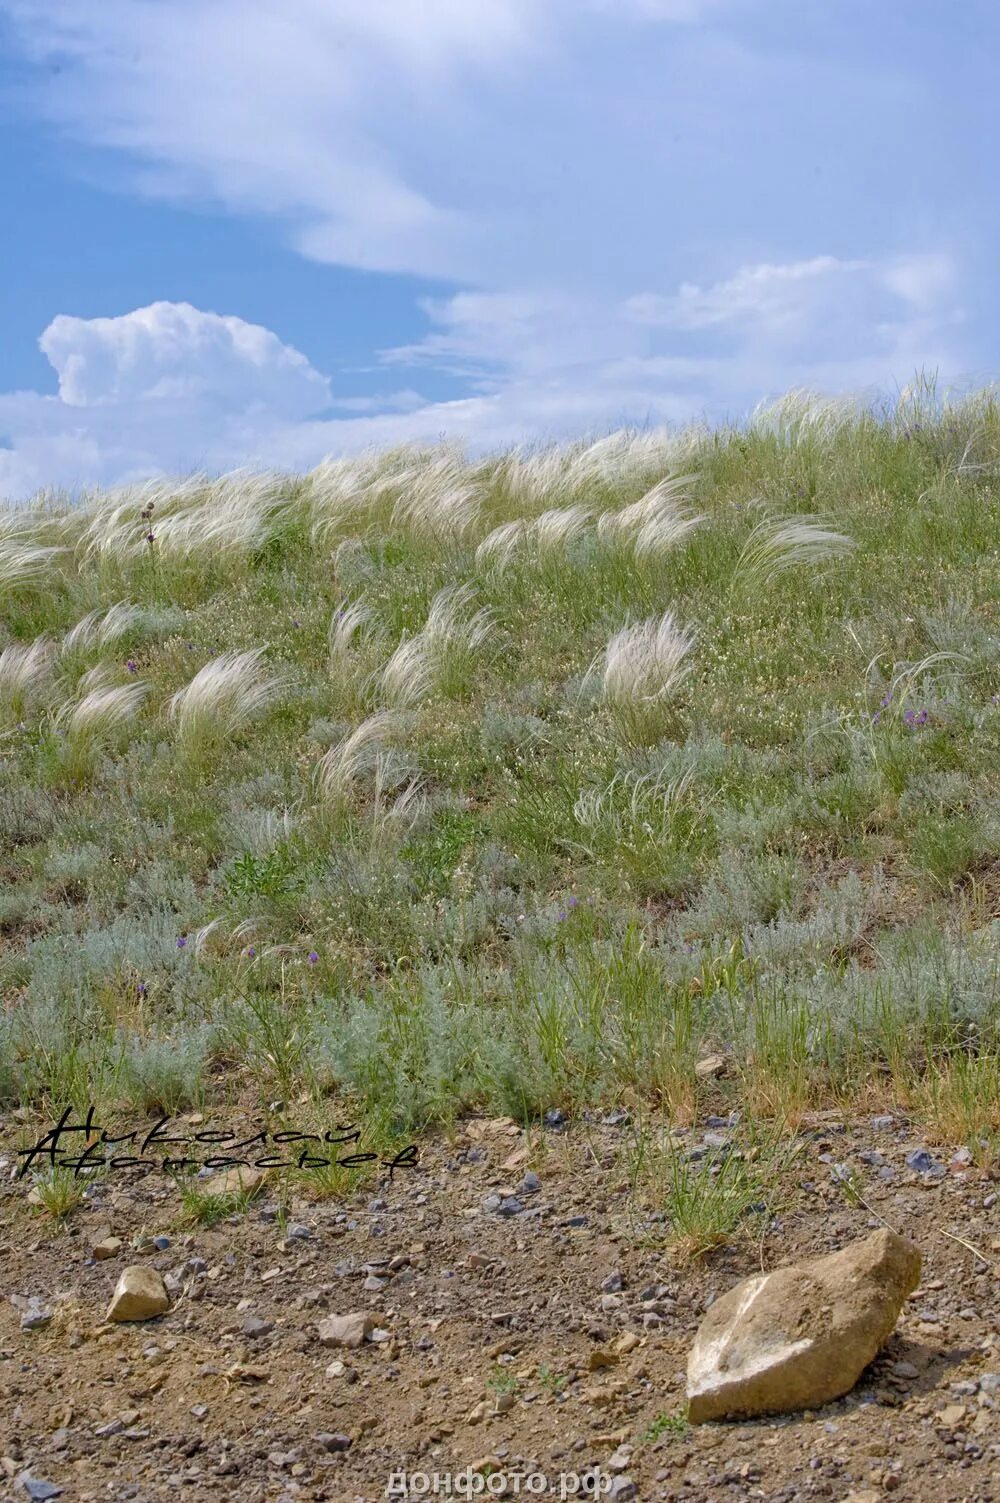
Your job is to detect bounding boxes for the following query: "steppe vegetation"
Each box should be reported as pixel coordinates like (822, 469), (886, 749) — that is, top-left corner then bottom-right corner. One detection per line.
(2, 381), (999, 1177)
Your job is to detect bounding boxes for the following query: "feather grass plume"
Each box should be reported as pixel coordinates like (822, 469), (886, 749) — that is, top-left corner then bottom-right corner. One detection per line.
(167, 648), (289, 757)
(601, 610), (696, 745)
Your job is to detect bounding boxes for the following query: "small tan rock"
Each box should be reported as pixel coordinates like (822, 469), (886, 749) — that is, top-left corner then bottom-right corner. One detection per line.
(106, 1266), (170, 1323)
(937, 1403), (967, 1429)
(316, 1311), (376, 1349)
(93, 1236), (123, 1261)
(687, 1229), (921, 1422)
(200, 1166), (265, 1199)
(580, 1385), (616, 1408)
(694, 1053), (728, 1080)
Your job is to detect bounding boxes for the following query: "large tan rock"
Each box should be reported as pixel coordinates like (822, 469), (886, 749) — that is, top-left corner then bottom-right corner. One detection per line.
(106, 1266), (171, 1323)
(687, 1228), (921, 1422)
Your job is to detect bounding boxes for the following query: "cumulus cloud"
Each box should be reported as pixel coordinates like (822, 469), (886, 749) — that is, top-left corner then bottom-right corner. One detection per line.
(40, 302), (332, 414)
(0, 301), (334, 498)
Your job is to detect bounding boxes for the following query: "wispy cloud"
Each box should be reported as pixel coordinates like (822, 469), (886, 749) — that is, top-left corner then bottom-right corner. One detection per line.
(625, 254), (959, 336)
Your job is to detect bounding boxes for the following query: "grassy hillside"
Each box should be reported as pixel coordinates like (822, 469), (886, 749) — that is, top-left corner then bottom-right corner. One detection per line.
(2, 385), (999, 1158)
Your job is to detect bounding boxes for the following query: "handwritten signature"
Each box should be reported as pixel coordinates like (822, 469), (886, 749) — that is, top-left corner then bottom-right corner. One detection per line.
(17, 1105), (419, 1180)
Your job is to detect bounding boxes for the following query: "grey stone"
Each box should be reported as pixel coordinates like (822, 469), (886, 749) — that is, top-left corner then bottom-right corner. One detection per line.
(905, 1148), (937, 1173)
(242, 1316), (274, 1339)
(315, 1432), (352, 1452)
(17, 1477), (62, 1501)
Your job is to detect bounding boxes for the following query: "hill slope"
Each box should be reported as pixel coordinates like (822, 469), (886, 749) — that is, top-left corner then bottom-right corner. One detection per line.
(2, 387), (999, 1148)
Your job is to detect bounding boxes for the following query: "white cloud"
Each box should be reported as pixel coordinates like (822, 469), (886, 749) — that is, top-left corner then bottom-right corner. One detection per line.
(881, 252), (957, 309)
(623, 257), (872, 332)
(1, 0), (547, 279)
(380, 291), (642, 378)
(40, 302), (331, 414)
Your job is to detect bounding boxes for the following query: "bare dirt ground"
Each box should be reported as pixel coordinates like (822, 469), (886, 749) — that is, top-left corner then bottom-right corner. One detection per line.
(2, 1106), (999, 1503)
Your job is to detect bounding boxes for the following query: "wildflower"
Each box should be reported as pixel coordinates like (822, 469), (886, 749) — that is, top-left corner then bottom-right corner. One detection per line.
(557, 910), (566, 922)
(126, 659), (138, 674)
(136, 981), (147, 995)
(568, 895), (578, 909)
(243, 945), (257, 958)
(307, 951), (319, 965)
(176, 936), (187, 949)
(145, 531), (156, 544)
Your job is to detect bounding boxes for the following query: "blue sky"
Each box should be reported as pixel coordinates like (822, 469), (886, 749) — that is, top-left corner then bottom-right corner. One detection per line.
(0, 0), (996, 499)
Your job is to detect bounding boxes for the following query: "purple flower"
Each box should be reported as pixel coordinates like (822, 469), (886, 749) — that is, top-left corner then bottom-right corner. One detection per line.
(557, 910), (566, 922)
(137, 981), (148, 996)
(146, 531), (156, 544)
(126, 659), (138, 674)
(307, 951), (319, 966)
(243, 945), (257, 958)
(568, 895), (578, 909)
(176, 936), (187, 949)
